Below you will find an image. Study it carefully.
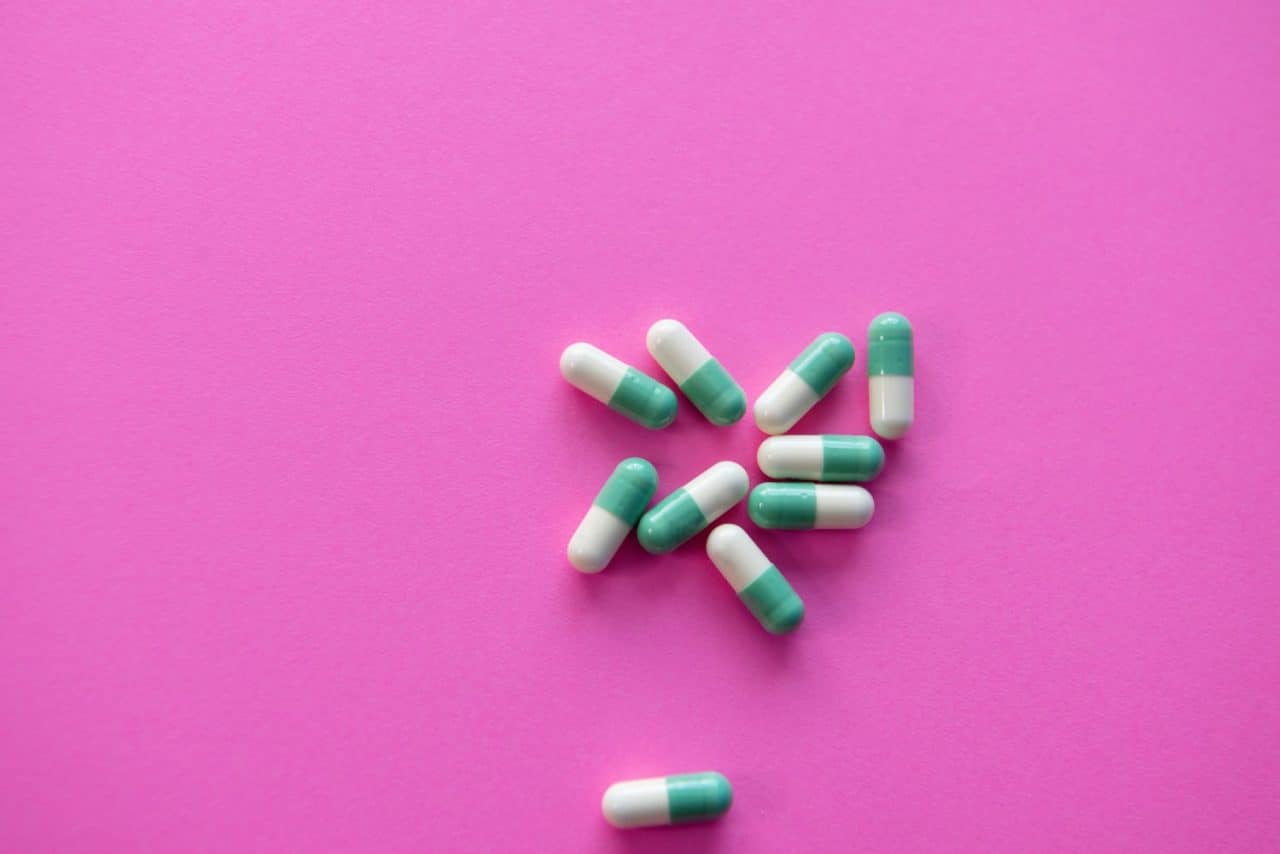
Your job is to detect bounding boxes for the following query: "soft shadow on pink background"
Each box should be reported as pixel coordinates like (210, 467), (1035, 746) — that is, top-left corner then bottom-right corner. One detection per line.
(3, 3), (1279, 852)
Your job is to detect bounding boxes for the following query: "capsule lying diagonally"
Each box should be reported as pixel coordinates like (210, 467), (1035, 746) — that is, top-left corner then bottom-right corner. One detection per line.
(567, 458), (658, 573)
(637, 461), (749, 554)
(602, 772), (733, 828)
(706, 524), (804, 634)
(754, 332), (855, 435)
(560, 342), (677, 429)
(646, 318), (746, 426)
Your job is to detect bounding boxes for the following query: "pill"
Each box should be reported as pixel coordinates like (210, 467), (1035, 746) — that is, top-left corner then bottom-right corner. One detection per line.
(561, 342), (678, 429)
(867, 312), (914, 439)
(757, 434), (885, 482)
(753, 332), (855, 434)
(637, 461), (749, 554)
(646, 319), (746, 426)
(748, 483), (874, 529)
(706, 524), (804, 634)
(567, 458), (659, 573)
(601, 772), (733, 828)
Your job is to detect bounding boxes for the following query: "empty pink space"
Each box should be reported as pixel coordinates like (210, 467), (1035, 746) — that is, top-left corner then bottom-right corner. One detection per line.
(3, 3), (1278, 852)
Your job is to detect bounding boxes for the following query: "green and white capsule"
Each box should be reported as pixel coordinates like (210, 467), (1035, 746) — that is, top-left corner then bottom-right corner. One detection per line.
(561, 342), (677, 429)
(602, 772), (733, 828)
(754, 333), (856, 434)
(749, 483), (874, 530)
(637, 461), (749, 554)
(706, 524), (804, 634)
(646, 319), (746, 426)
(757, 435), (885, 482)
(868, 312), (914, 439)
(568, 458), (659, 573)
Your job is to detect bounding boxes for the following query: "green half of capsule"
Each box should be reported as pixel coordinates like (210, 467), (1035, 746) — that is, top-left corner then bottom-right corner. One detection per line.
(594, 458), (659, 525)
(680, 359), (746, 426)
(637, 489), (707, 554)
(822, 435), (885, 481)
(739, 567), (805, 634)
(667, 773), (734, 823)
(789, 332), (855, 396)
(867, 312), (913, 376)
(748, 483), (817, 529)
(607, 368), (678, 429)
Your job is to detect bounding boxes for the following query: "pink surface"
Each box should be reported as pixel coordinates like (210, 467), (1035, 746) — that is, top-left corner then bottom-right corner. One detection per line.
(3, 3), (1279, 852)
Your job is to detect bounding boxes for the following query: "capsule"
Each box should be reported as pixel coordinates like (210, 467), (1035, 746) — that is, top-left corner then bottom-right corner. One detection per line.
(753, 333), (855, 434)
(867, 312), (913, 439)
(567, 458), (659, 573)
(561, 342), (678, 429)
(646, 319), (746, 426)
(748, 483), (874, 530)
(637, 461), (749, 554)
(601, 772), (733, 828)
(706, 524), (804, 634)
(757, 434), (884, 482)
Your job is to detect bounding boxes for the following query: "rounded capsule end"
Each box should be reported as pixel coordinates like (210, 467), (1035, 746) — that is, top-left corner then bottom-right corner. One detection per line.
(816, 332), (856, 374)
(636, 514), (672, 554)
(868, 312), (912, 341)
(705, 523), (745, 561)
(763, 595), (805, 635)
(645, 318), (687, 355)
(567, 538), (607, 573)
(706, 385), (747, 426)
(646, 385), (678, 429)
(614, 457), (659, 494)
(753, 395), (792, 435)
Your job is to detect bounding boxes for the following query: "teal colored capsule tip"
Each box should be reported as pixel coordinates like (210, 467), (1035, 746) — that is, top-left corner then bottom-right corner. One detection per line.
(594, 458), (659, 525)
(867, 312), (913, 377)
(667, 772), (733, 823)
(637, 489), (707, 554)
(748, 482), (817, 530)
(740, 567), (805, 634)
(608, 368), (678, 429)
(790, 332), (856, 397)
(681, 360), (746, 426)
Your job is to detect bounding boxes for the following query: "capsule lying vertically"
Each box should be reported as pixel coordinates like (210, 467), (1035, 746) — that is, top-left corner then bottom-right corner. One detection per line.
(706, 524), (804, 634)
(637, 461), (748, 554)
(753, 333), (855, 434)
(757, 434), (884, 482)
(646, 319), (746, 426)
(748, 483), (874, 530)
(867, 312), (913, 439)
(568, 458), (659, 573)
(560, 342), (678, 429)
(602, 772), (733, 828)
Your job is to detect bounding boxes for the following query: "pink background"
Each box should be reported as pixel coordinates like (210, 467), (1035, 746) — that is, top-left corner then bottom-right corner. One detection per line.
(3, 3), (1279, 852)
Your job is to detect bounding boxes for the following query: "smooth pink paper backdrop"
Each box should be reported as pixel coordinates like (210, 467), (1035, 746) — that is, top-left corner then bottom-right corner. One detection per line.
(3, 3), (1279, 852)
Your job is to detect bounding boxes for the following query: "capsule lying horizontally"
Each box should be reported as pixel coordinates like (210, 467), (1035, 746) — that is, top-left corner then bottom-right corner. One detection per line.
(757, 434), (885, 482)
(646, 319), (747, 426)
(637, 461), (749, 554)
(754, 333), (855, 434)
(602, 772), (733, 828)
(561, 342), (678, 429)
(748, 483), (874, 530)
(567, 458), (659, 573)
(867, 312), (914, 439)
(706, 524), (804, 634)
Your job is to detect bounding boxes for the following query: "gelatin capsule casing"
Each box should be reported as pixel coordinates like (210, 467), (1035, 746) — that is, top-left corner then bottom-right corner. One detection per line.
(757, 434), (885, 482)
(753, 333), (855, 435)
(601, 772), (733, 828)
(748, 482), (874, 530)
(706, 524), (804, 634)
(867, 312), (914, 439)
(567, 458), (659, 573)
(646, 319), (746, 426)
(637, 461), (749, 554)
(560, 342), (678, 429)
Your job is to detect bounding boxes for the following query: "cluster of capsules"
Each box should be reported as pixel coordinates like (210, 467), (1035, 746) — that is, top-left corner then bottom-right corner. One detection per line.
(559, 314), (915, 829)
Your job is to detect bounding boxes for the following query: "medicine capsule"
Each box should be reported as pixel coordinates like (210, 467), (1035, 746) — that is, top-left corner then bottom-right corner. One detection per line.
(706, 524), (805, 634)
(757, 434), (884, 482)
(637, 461), (749, 554)
(753, 333), (855, 434)
(646, 319), (746, 426)
(867, 312), (914, 439)
(567, 458), (659, 573)
(748, 483), (874, 530)
(560, 342), (678, 429)
(601, 772), (733, 828)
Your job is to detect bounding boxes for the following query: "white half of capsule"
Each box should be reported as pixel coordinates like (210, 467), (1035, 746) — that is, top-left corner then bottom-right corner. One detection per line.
(646, 319), (712, 385)
(869, 375), (914, 439)
(685, 461), (750, 520)
(814, 485), (875, 528)
(601, 777), (670, 828)
(568, 505), (632, 573)
(754, 370), (821, 435)
(560, 342), (628, 404)
(757, 435), (824, 480)
(706, 524), (772, 592)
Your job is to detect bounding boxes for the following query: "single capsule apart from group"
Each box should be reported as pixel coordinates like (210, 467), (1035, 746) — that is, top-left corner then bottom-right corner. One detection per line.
(867, 312), (914, 439)
(754, 332), (855, 434)
(749, 483), (874, 530)
(567, 458), (659, 573)
(757, 434), (884, 482)
(602, 772), (734, 828)
(646, 319), (746, 426)
(560, 342), (678, 429)
(706, 524), (805, 634)
(637, 461), (749, 554)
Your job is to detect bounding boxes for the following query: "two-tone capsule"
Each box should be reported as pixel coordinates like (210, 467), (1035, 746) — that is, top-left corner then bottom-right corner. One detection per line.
(567, 458), (659, 573)
(561, 343), (678, 429)
(754, 333), (855, 434)
(602, 772), (733, 828)
(706, 524), (804, 634)
(748, 483), (874, 530)
(867, 312), (914, 439)
(757, 435), (884, 482)
(646, 319), (746, 426)
(638, 461), (748, 554)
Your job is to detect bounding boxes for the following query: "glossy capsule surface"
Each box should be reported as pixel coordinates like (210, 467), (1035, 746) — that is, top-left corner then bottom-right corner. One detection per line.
(561, 342), (677, 429)
(753, 333), (855, 434)
(706, 524), (804, 634)
(757, 434), (884, 482)
(867, 312), (914, 439)
(567, 458), (658, 573)
(748, 483), (874, 530)
(602, 772), (733, 828)
(646, 319), (746, 426)
(637, 461), (748, 554)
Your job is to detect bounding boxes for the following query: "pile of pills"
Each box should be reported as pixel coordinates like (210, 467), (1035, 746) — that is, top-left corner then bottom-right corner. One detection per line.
(561, 314), (915, 829)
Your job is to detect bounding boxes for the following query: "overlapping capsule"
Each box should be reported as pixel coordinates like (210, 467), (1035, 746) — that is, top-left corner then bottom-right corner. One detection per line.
(638, 461), (749, 554)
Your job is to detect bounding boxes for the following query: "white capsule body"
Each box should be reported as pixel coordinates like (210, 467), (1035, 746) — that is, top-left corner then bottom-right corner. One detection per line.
(706, 524), (772, 591)
(560, 342), (627, 404)
(686, 461), (750, 519)
(568, 506), (632, 573)
(814, 484), (875, 528)
(753, 371), (820, 435)
(757, 435), (824, 480)
(601, 777), (670, 828)
(646, 319), (712, 385)
(869, 375), (914, 440)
